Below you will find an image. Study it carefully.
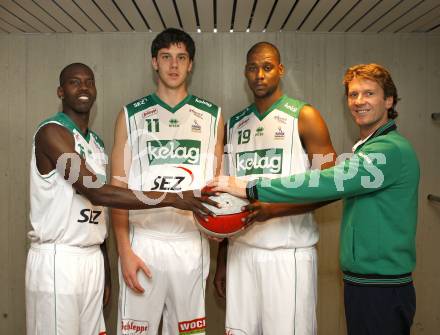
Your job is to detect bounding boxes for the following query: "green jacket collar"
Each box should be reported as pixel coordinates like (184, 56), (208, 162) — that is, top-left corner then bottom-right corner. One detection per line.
(355, 120), (397, 152)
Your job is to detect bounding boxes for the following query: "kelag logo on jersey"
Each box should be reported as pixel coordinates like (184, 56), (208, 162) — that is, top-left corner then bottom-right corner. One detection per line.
(236, 149), (283, 176)
(147, 139), (201, 165)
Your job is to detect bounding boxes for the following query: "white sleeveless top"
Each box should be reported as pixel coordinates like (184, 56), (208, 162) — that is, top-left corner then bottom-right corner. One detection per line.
(28, 112), (107, 247)
(124, 93), (221, 235)
(226, 95), (318, 249)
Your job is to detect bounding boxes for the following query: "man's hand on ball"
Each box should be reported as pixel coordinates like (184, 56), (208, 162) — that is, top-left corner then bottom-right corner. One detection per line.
(173, 189), (220, 216)
(207, 176), (247, 198)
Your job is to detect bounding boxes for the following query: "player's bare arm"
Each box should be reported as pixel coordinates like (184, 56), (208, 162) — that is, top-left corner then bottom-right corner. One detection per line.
(109, 110), (133, 259)
(299, 105), (336, 169)
(214, 114), (225, 177)
(110, 110), (151, 293)
(205, 114), (226, 244)
(213, 120), (227, 298)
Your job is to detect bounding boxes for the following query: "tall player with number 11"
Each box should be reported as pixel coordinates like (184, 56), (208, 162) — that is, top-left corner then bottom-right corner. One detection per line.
(111, 28), (224, 335)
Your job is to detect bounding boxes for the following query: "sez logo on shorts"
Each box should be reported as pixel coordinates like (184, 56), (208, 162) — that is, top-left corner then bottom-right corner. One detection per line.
(121, 319), (149, 334)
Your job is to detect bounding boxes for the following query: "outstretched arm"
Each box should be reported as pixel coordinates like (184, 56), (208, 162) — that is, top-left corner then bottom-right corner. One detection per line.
(35, 120), (217, 212)
(209, 140), (401, 204)
(251, 139), (402, 203)
(214, 114), (225, 177)
(212, 120), (228, 296)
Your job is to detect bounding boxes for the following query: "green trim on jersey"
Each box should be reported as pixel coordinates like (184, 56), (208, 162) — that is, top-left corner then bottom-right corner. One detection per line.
(187, 95), (219, 118)
(126, 93), (219, 119)
(41, 170), (57, 180)
(90, 131), (105, 151)
(250, 95), (288, 121)
(228, 107), (253, 131)
(229, 95), (307, 131)
(39, 112), (91, 142)
(151, 93), (193, 113)
(276, 96), (307, 119)
(125, 95), (157, 118)
(39, 112), (105, 151)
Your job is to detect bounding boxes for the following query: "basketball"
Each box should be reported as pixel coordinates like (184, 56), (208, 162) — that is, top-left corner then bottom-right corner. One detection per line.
(194, 189), (250, 238)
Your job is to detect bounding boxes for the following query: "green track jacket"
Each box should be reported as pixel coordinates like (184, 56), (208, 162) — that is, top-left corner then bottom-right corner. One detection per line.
(248, 120), (420, 286)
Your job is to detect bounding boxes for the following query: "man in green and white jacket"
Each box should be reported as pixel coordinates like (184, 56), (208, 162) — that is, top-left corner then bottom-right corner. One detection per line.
(210, 63), (420, 335)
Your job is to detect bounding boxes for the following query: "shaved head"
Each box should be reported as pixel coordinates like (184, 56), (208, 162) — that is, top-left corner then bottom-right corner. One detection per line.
(246, 42), (281, 64)
(59, 63), (94, 86)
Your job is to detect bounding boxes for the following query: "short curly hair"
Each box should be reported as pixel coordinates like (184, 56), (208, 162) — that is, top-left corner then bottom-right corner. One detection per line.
(343, 63), (399, 119)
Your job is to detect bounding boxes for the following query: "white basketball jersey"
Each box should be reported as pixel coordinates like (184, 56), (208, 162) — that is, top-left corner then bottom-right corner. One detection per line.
(28, 112), (107, 247)
(227, 95), (318, 249)
(124, 93), (221, 235)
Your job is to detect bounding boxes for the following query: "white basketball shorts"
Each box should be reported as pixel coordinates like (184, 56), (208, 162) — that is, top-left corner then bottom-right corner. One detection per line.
(26, 243), (106, 335)
(117, 229), (209, 335)
(225, 243), (317, 335)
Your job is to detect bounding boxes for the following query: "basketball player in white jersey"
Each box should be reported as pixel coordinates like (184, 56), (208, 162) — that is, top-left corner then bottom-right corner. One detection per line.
(26, 63), (217, 335)
(111, 29), (224, 335)
(214, 42), (336, 334)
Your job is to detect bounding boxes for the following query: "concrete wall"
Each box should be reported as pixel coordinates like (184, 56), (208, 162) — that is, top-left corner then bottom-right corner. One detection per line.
(0, 31), (439, 334)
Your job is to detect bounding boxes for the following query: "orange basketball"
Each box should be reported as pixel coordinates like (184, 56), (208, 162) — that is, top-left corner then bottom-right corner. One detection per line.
(194, 189), (250, 238)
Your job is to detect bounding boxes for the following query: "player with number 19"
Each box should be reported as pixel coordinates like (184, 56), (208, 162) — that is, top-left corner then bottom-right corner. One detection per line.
(214, 42), (336, 335)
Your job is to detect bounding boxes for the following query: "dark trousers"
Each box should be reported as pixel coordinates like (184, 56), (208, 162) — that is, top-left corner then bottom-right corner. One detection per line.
(344, 282), (416, 335)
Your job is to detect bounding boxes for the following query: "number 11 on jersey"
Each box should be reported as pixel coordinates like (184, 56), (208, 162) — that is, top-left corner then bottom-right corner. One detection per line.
(146, 118), (160, 132)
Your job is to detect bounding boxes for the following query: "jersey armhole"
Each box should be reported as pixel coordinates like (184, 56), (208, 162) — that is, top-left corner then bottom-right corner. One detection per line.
(215, 106), (221, 138)
(123, 106), (133, 148)
(297, 103), (309, 152)
(224, 119), (236, 176)
(33, 121), (66, 180)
